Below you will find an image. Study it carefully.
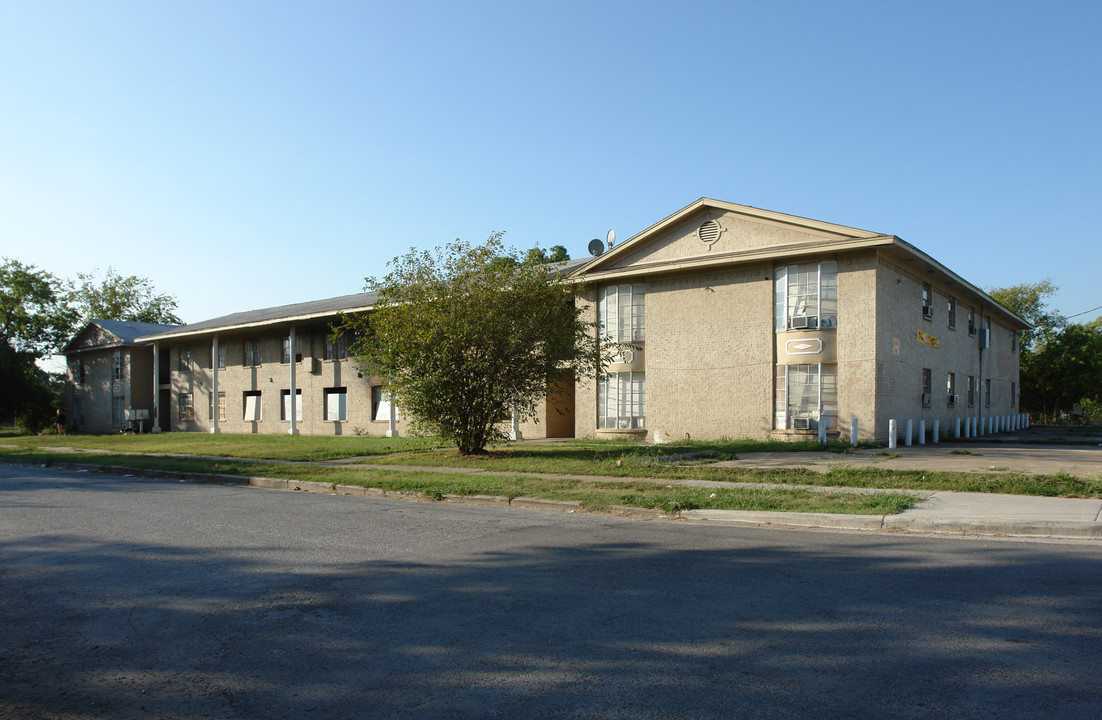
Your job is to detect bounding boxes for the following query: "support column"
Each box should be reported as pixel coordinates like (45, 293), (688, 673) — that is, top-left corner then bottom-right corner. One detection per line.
(152, 343), (161, 433)
(210, 335), (220, 434)
(510, 409), (522, 441)
(288, 326), (298, 436)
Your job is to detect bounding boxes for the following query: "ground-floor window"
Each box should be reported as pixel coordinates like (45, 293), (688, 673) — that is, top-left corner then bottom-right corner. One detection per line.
(73, 398), (83, 427)
(179, 393), (194, 422)
(775, 363), (837, 431)
(372, 386), (396, 422)
(281, 389), (303, 421)
(243, 391), (262, 421)
(209, 391), (226, 421)
(325, 387), (347, 421)
(598, 372), (645, 429)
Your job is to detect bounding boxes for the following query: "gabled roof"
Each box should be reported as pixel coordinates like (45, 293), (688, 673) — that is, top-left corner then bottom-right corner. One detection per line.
(569, 197), (1030, 330)
(63, 319), (181, 354)
(136, 291), (379, 342)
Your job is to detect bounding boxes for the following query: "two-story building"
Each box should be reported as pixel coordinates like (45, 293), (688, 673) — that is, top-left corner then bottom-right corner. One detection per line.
(569, 198), (1027, 443)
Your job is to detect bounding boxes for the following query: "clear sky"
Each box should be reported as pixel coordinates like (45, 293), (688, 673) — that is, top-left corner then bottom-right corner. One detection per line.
(2, 0), (1099, 332)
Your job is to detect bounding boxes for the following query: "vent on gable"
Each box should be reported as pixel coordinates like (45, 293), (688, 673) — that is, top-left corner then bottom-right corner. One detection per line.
(698, 219), (722, 249)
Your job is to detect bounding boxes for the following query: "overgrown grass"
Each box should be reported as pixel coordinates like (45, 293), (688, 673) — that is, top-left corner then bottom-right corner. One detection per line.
(0, 449), (915, 515)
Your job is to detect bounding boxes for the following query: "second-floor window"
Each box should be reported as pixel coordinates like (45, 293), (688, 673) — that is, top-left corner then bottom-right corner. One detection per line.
(324, 334), (349, 360)
(244, 340), (262, 366)
(599, 283), (645, 343)
(775, 261), (837, 331)
(282, 336), (303, 363)
(113, 350), (123, 380)
(177, 350), (192, 374)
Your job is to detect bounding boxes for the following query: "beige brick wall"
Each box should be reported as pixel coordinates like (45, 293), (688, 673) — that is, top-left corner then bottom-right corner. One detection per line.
(873, 256), (1020, 442)
(68, 346), (155, 433)
(835, 253), (879, 441)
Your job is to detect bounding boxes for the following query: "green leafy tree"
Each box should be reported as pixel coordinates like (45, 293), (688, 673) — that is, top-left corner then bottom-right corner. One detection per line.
(988, 279), (1064, 355)
(524, 245), (571, 264)
(341, 233), (606, 454)
(1026, 322), (1102, 419)
(70, 267), (182, 325)
(0, 259), (78, 428)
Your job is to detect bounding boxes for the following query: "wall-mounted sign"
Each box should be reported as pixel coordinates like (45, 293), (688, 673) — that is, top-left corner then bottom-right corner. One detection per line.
(112, 382), (122, 394)
(916, 329), (940, 348)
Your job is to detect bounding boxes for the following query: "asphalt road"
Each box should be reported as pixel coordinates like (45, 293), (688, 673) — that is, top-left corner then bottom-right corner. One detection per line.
(2, 464), (1101, 720)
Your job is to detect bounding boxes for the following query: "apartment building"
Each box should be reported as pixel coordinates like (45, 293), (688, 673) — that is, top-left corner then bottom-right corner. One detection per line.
(569, 199), (1027, 443)
(62, 319), (179, 433)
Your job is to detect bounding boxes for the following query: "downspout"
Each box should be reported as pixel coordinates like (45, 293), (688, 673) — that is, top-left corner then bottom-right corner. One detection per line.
(977, 309), (985, 434)
(152, 343), (161, 433)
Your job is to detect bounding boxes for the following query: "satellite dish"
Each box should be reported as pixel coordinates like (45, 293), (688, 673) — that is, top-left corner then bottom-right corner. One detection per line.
(606, 229), (616, 248)
(587, 238), (605, 256)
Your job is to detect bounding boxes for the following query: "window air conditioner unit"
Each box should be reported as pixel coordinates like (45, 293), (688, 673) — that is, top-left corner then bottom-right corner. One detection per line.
(302, 357), (317, 374)
(968, 324), (976, 336)
(922, 305), (934, 319)
(948, 394), (958, 407)
(790, 316), (814, 330)
(792, 417), (811, 430)
(921, 392), (931, 406)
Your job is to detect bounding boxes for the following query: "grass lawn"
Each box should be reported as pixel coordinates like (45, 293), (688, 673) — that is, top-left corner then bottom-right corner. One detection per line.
(3, 431), (1101, 503)
(0, 447), (915, 515)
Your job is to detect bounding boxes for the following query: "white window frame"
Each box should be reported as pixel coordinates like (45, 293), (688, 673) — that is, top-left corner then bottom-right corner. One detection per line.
(598, 371), (645, 429)
(775, 363), (837, 431)
(774, 261), (837, 331)
(599, 284), (645, 343)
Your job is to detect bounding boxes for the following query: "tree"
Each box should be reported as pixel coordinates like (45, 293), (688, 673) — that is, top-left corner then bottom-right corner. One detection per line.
(341, 234), (607, 454)
(70, 267), (182, 325)
(524, 245), (571, 264)
(0, 259), (77, 428)
(1024, 322), (1102, 419)
(988, 279), (1064, 355)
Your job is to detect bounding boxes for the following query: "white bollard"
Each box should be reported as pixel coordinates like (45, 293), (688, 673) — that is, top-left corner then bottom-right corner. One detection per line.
(932, 419), (939, 443)
(818, 421), (826, 446)
(918, 420), (926, 445)
(954, 417), (961, 439)
(851, 418), (859, 447)
(889, 419), (897, 449)
(905, 419), (913, 447)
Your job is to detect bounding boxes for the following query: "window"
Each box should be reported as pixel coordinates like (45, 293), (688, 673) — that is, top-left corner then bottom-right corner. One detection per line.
(243, 391), (262, 421)
(775, 363), (837, 430)
(244, 340), (262, 366)
(281, 389), (303, 421)
(178, 349), (193, 373)
(113, 350), (124, 380)
(947, 372), (957, 406)
(967, 306), (976, 335)
(324, 387), (347, 421)
(179, 392), (194, 421)
(984, 379), (991, 408)
(211, 344), (226, 369)
(372, 386), (396, 422)
(921, 283), (933, 319)
(73, 361), (86, 385)
(1012, 382), (1017, 408)
(599, 284), (645, 342)
(598, 372), (645, 429)
(947, 297), (956, 329)
(921, 368), (932, 406)
(282, 336), (303, 364)
(209, 391), (226, 421)
(774, 261), (837, 331)
(111, 396), (125, 427)
(324, 334), (349, 360)
(1012, 332), (1017, 352)
(967, 376), (976, 408)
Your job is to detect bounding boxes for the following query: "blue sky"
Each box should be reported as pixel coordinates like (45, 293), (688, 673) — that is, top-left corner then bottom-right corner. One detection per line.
(2, 0), (1099, 331)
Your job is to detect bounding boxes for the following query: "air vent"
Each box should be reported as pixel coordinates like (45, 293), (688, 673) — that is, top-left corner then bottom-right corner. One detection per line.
(698, 219), (721, 248)
(792, 418), (811, 430)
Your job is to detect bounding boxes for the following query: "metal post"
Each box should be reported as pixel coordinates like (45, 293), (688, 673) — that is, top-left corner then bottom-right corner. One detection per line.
(888, 419), (897, 449)
(905, 419), (913, 447)
(932, 419), (939, 443)
(288, 326), (298, 436)
(152, 343), (161, 433)
(850, 418), (858, 447)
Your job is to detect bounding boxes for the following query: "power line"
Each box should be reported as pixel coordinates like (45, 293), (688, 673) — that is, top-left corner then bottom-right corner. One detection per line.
(1066, 303), (1102, 319)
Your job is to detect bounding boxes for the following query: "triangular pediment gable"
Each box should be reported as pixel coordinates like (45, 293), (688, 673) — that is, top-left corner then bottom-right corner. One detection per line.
(62, 322), (127, 354)
(573, 199), (884, 278)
